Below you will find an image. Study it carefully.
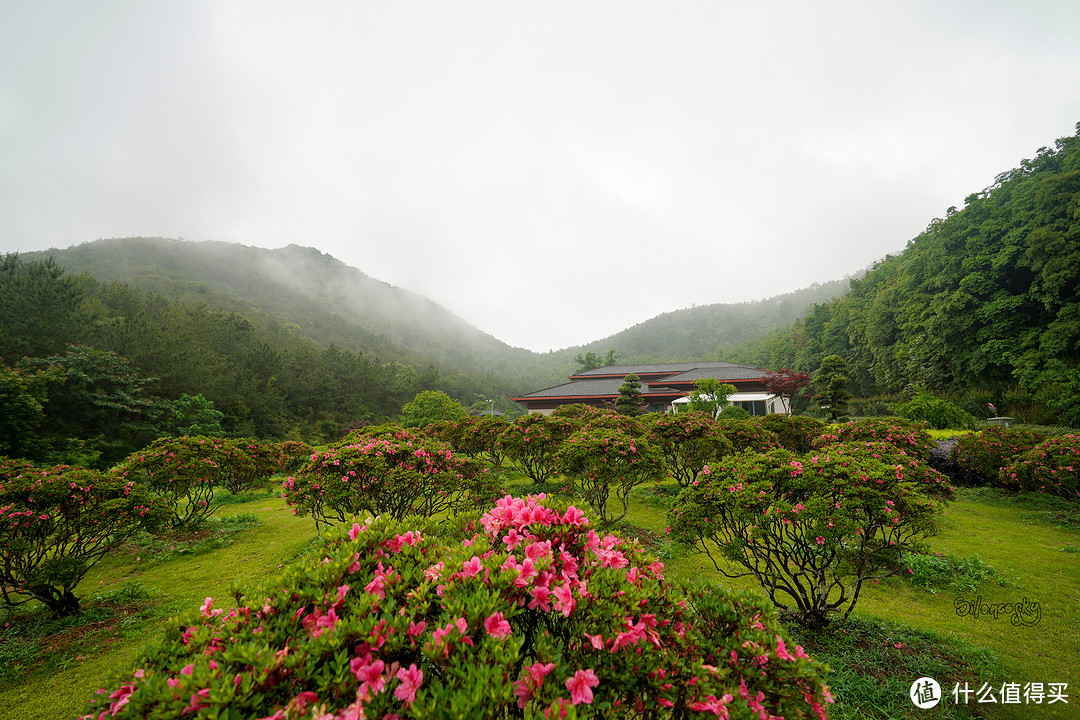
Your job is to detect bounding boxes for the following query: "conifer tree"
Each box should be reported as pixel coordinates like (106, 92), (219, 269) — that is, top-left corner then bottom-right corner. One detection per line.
(814, 355), (850, 421)
(615, 373), (645, 416)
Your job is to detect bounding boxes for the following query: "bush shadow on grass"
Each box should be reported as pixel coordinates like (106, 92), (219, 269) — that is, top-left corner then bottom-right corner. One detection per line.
(785, 615), (1009, 720)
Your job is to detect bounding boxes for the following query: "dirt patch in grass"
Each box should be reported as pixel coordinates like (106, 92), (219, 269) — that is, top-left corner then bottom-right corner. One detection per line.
(1, 586), (169, 685)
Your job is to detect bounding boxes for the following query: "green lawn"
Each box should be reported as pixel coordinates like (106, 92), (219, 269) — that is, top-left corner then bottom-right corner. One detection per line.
(2, 484), (1077, 719)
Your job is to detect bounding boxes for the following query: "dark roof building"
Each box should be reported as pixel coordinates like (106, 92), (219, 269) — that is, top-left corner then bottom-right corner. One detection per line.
(512, 361), (784, 415)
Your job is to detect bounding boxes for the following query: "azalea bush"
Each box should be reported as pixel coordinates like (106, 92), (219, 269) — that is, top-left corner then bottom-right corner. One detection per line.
(577, 407), (646, 436)
(554, 427), (666, 526)
(283, 428), (501, 531)
(949, 426), (1046, 487)
(999, 434), (1080, 500)
(756, 415), (826, 454)
(0, 457), (166, 616)
(646, 412), (732, 487)
(82, 495), (833, 719)
(273, 440), (315, 474)
(498, 413), (581, 484)
(714, 419), (782, 454)
(670, 447), (949, 629)
(812, 418), (937, 461)
(458, 415), (510, 467)
(115, 436), (235, 528)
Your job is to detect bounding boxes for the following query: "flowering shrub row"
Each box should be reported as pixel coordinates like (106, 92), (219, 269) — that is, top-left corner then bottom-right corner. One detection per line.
(1000, 434), (1080, 499)
(283, 427), (502, 532)
(812, 418), (937, 461)
(83, 495), (833, 719)
(0, 457), (166, 616)
(949, 426), (1047, 487)
(116, 437), (309, 528)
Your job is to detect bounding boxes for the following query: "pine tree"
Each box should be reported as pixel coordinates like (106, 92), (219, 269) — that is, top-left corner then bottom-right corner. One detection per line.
(615, 374), (645, 416)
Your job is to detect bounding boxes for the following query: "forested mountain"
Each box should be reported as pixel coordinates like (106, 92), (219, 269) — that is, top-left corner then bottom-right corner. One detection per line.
(0, 254), (531, 462)
(24, 239), (558, 383)
(22, 237), (849, 383)
(551, 279), (852, 366)
(730, 123), (1080, 425)
(4, 238), (850, 462)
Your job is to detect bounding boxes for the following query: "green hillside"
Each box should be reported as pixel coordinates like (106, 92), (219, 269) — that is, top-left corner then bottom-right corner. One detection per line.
(730, 122), (1080, 425)
(552, 278), (852, 366)
(23, 237), (847, 385)
(25, 238), (556, 382)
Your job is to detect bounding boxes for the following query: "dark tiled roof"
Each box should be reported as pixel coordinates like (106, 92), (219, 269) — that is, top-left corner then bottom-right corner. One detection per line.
(514, 377), (681, 400)
(661, 366), (767, 382)
(573, 361), (765, 378)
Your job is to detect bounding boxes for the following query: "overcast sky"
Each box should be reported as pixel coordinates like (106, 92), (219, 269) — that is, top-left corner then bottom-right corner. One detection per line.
(3, 1), (1079, 353)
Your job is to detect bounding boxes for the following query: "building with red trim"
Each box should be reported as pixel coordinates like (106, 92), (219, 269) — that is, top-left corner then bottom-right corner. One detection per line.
(511, 361), (785, 415)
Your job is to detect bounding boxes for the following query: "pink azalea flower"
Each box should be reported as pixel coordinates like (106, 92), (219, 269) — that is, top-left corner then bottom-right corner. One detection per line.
(525, 540), (552, 561)
(199, 597), (222, 619)
(484, 612), (512, 639)
(566, 669), (600, 705)
(350, 657), (386, 695)
(514, 662), (555, 709)
(775, 635), (796, 661)
(461, 556), (483, 578)
(528, 586), (552, 612)
(816, 536), (825, 545)
(349, 522), (362, 541)
(502, 527), (523, 550)
(394, 664), (423, 706)
(562, 505), (589, 526)
(552, 584), (575, 617)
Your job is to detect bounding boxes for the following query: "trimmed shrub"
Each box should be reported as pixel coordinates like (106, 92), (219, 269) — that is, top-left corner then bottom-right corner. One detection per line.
(815, 441), (953, 503)
(757, 415), (827, 453)
(554, 427), (666, 525)
(82, 495), (832, 719)
(115, 436), (234, 528)
(715, 405), (750, 420)
(0, 458), (166, 616)
(714, 419), (783, 454)
(580, 408), (646, 437)
(215, 439), (297, 495)
(498, 413), (581, 484)
(646, 412), (733, 487)
(949, 426), (1046, 487)
(999, 434), (1080, 500)
(813, 418), (937, 461)
(670, 447), (949, 629)
(890, 387), (977, 430)
(459, 416), (511, 466)
(283, 428), (500, 531)
(275, 440), (315, 474)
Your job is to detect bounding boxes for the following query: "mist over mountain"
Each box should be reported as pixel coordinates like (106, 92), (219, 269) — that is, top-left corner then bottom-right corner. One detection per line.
(552, 279), (853, 366)
(24, 237), (852, 390)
